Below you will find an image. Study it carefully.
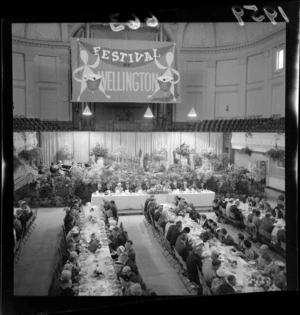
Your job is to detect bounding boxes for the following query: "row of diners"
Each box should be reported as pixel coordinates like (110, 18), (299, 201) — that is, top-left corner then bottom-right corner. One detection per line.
(13, 117), (285, 133)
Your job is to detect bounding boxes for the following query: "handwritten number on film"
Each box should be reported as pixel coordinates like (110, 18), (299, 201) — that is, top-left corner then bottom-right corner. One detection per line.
(109, 14), (159, 32)
(232, 5), (289, 26)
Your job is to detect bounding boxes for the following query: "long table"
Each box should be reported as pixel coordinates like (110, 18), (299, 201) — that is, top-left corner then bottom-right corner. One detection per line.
(161, 204), (279, 293)
(77, 206), (122, 296)
(91, 190), (215, 210)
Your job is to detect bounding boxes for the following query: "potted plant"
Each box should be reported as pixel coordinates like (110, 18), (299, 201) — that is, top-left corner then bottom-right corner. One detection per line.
(90, 144), (108, 165)
(240, 146), (252, 156)
(265, 147), (285, 162)
(175, 143), (194, 165)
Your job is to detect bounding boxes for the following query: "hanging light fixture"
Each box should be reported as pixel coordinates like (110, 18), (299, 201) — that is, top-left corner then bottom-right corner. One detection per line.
(144, 106), (154, 118)
(188, 107), (197, 117)
(82, 104), (92, 116)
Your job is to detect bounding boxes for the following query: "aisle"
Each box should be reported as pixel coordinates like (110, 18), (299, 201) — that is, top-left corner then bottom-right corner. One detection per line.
(119, 215), (191, 295)
(14, 208), (65, 296)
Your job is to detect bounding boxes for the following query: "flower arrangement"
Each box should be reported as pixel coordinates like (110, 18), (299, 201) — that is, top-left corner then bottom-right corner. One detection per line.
(240, 146), (252, 156)
(201, 147), (218, 160)
(175, 143), (194, 157)
(56, 144), (73, 162)
(90, 144), (108, 158)
(247, 163), (264, 182)
(147, 184), (169, 194)
(265, 148), (285, 162)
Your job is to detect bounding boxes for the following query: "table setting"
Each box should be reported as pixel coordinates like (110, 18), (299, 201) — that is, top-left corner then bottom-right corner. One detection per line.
(76, 206), (123, 296)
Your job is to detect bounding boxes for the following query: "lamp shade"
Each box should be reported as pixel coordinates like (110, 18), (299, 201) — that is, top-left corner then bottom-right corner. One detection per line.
(188, 107), (197, 117)
(144, 106), (154, 118)
(83, 104), (92, 116)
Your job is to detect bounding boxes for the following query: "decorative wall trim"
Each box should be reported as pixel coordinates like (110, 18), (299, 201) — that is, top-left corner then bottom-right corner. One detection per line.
(180, 28), (285, 54)
(12, 36), (70, 49)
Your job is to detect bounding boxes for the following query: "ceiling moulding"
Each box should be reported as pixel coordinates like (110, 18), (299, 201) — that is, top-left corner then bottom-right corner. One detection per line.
(181, 27), (285, 54)
(12, 36), (70, 48)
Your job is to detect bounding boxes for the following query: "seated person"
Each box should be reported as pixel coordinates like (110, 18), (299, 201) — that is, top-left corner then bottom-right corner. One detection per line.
(200, 229), (214, 243)
(108, 227), (126, 251)
(186, 244), (205, 288)
(125, 240), (136, 264)
(175, 233), (192, 262)
(115, 182), (124, 193)
(264, 203), (273, 215)
(188, 206), (200, 223)
(109, 201), (119, 221)
(211, 222), (219, 237)
(247, 208), (257, 225)
(236, 239), (255, 261)
(257, 251), (272, 272)
(232, 233), (245, 252)
(259, 212), (275, 235)
(63, 243), (77, 264)
(220, 228), (235, 246)
(202, 250), (221, 287)
(170, 179), (181, 190)
(103, 200), (110, 211)
(154, 205), (163, 222)
(204, 259), (222, 288)
(111, 245), (125, 261)
(230, 200), (244, 222)
(211, 268), (227, 295)
(118, 252), (138, 276)
(218, 275), (236, 295)
(65, 253), (80, 282)
(120, 266), (147, 291)
(262, 255), (276, 277)
(167, 221), (183, 247)
(272, 261), (287, 290)
(15, 209), (28, 231)
(52, 270), (77, 296)
(273, 206), (284, 220)
(66, 229), (80, 246)
(157, 210), (169, 234)
(14, 214), (23, 241)
(129, 181), (137, 192)
(213, 198), (222, 220)
(201, 215), (210, 230)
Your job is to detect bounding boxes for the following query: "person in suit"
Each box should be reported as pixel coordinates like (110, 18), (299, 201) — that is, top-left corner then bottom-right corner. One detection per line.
(167, 221), (183, 247)
(186, 244), (205, 290)
(119, 252), (138, 276)
(175, 233), (192, 262)
(154, 205), (163, 222)
(236, 239), (255, 261)
(14, 214), (23, 241)
(120, 266), (147, 291)
(220, 228), (236, 246)
(109, 227), (126, 251)
(201, 214), (210, 230)
(260, 212), (275, 234)
(125, 240), (136, 264)
(15, 209), (28, 231)
(52, 270), (74, 296)
(63, 243), (77, 264)
(218, 275), (236, 295)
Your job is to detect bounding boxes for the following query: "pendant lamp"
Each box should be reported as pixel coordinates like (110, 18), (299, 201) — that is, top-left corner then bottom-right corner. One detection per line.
(188, 107), (197, 117)
(83, 104), (92, 116)
(144, 106), (154, 118)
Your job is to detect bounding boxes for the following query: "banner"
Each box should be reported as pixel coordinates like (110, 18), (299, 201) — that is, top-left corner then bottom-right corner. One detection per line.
(71, 38), (181, 103)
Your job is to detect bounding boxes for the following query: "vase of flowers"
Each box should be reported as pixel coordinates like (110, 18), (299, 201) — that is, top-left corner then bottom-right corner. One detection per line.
(90, 144), (108, 165)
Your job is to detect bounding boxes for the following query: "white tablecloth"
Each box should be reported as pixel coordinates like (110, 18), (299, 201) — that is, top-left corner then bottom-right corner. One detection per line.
(91, 191), (215, 210)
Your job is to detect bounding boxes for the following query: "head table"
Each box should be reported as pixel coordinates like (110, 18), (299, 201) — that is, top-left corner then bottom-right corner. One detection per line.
(91, 190), (215, 210)
(77, 206), (122, 296)
(162, 203), (280, 293)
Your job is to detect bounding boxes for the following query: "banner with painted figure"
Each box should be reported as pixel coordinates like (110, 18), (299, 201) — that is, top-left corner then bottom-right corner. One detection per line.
(71, 38), (181, 103)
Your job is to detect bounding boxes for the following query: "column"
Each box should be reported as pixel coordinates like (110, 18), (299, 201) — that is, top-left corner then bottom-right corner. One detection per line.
(25, 54), (36, 118)
(238, 57), (247, 118)
(205, 59), (216, 120)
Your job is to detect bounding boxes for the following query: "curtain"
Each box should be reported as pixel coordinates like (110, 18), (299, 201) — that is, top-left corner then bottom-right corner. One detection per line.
(209, 133), (223, 155)
(195, 133), (210, 154)
(40, 132), (57, 166)
(39, 131), (224, 167)
(135, 133), (152, 160)
(120, 133), (137, 157)
(73, 132), (89, 163)
(105, 132), (121, 154)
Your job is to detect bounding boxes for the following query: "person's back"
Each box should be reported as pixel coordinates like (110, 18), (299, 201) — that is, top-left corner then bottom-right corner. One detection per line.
(14, 219), (23, 240)
(166, 224), (176, 242)
(170, 226), (181, 247)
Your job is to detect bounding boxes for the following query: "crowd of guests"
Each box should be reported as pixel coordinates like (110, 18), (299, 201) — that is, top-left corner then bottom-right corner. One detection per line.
(144, 194), (287, 294)
(52, 198), (155, 296)
(14, 200), (34, 245)
(213, 194), (286, 247)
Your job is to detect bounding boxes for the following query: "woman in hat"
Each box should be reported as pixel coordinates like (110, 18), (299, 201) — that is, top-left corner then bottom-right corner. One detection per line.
(111, 245), (125, 261)
(211, 268), (228, 295)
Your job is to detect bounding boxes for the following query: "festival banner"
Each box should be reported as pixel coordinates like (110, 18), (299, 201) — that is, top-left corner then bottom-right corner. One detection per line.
(71, 38), (181, 103)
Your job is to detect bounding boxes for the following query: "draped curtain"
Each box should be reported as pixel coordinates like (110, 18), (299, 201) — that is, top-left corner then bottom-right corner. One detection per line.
(38, 132), (223, 166)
